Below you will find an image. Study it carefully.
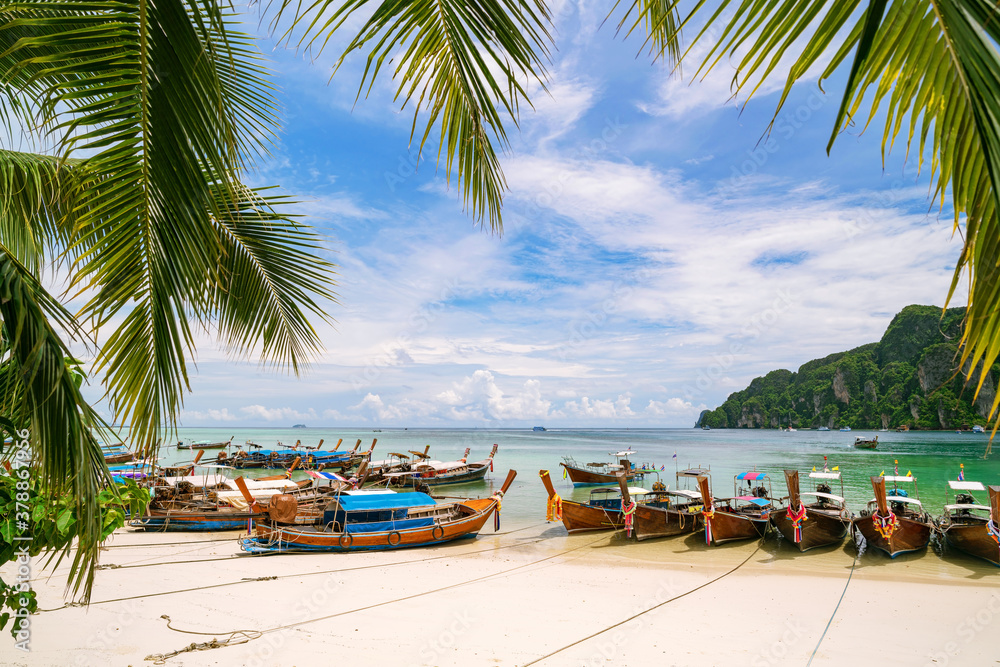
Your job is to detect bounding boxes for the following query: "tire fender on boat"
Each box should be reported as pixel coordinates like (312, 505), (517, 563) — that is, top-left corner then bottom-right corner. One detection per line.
(338, 533), (353, 548)
(432, 525), (445, 540)
(387, 531), (402, 546)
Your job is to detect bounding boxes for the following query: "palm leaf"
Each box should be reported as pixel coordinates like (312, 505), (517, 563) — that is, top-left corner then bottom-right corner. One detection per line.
(0, 247), (108, 601)
(271, 0), (553, 232)
(628, 0), (1000, 449)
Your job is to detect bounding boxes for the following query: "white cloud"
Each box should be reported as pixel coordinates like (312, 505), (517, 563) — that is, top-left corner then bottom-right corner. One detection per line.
(239, 405), (317, 422)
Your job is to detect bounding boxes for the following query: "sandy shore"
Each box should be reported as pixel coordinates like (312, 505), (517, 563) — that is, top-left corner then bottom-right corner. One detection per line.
(4, 520), (1000, 666)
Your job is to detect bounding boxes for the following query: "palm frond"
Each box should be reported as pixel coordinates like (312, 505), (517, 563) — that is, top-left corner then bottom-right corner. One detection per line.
(211, 184), (336, 372)
(272, 0), (553, 232)
(0, 150), (75, 274)
(633, 1), (1000, 445)
(0, 247), (108, 600)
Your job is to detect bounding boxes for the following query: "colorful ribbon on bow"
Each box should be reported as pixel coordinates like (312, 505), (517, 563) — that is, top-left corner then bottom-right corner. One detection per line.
(546, 494), (563, 522)
(492, 490), (504, 531)
(623, 501), (637, 537)
(987, 516), (1000, 546)
(872, 510), (898, 540)
(786, 503), (808, 543)
(702, 507), (715, 545)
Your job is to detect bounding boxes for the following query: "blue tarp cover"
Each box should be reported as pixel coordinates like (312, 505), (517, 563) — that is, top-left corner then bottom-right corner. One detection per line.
(337, 492), (436, 511)
(741, 497), (770, 507)
(345, 517), (434, 533)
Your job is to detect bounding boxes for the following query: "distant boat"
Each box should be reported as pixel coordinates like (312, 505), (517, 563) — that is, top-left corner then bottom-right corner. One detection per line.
(854, 436), (878, 450)
(702, 425), (711, 430)
(818, 426), (830, 432)
(532, 426), (546, 432)
(178, 437), (233, 450)
(973, 425), (985, 434)
(839, 427), (852, 432)
(292, 424), (307, 429)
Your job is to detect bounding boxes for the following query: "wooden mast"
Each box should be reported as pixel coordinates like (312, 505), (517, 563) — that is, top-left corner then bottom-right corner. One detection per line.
(784, 469), (801, 509)
(872, 476), (889, 516)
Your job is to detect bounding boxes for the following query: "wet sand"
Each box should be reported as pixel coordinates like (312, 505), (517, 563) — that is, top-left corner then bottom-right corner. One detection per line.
(5, 520), (1000, 666)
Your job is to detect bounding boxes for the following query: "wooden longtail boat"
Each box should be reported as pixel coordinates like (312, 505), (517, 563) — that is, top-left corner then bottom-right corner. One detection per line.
(102, 442), (136, 465)
(410, 445), (498, 486)
(698, 472), (772, 546)
(852, 474), (933, 557)
(178, 437), (233, 450)
(620, 469), (704, 541)
(853, 436), (878, 450)
(559, 449), (659, 486)
(937, 480), (1000, 567)
(770, 466), (851, 552)
(238, 470), (516, 553)
(540, 469), (652, 533)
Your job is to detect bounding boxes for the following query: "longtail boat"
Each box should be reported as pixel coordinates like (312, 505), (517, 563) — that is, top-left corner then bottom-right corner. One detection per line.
(697, 471), (772, 546)
(178, 436), (233, 450)
(238, 470), (516, 553)
(771, 463), (851, 552)
(937, 476), (1000, 567)
(852, 474), (933, 557)
(539, 469), (653, 533)
(558, 449), (657, 486)
(853, 436), (878, 450)
(409, 445), (498, 486)
(101, 442), (136, 464)
(621, 468), (705, 541)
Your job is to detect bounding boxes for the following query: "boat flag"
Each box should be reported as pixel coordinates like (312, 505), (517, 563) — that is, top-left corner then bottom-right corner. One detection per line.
(894, 460), (898, 475)
(660, 465), (665, 471)
(879, 470), (885, 477)
(906, 470), (912, 477)
(811, 466), (816, 472)
(672, 452), (677, 459)
(832, 466), (839, 471)
(959, 463), (965, 481)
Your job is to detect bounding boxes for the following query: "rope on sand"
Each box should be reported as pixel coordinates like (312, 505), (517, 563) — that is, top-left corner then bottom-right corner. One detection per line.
(38, 532), (549, 612)
(805, 543), (860, 666)
(143, 532), (613, 662)
(520, 535), (765, 667)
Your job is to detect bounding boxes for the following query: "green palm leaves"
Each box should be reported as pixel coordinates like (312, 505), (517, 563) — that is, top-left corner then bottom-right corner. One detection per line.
(280, 0), (553, 231)
(0, 0), (334, 596)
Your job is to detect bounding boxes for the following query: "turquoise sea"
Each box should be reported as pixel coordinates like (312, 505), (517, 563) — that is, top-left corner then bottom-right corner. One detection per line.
(161, 426), (1000, 525)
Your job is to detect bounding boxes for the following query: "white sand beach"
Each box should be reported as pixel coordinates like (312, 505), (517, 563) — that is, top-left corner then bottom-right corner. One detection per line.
(5, 519), (1000, 667)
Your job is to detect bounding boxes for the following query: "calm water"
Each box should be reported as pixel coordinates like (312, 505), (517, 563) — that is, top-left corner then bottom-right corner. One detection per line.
(159, 426), (1000, 525)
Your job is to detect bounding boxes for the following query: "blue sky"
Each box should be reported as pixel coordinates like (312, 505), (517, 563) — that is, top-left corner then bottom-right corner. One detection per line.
(111, 4), (968, 427)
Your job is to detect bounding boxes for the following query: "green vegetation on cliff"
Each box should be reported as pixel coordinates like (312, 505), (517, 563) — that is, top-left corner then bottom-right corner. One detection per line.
(698, 306), (996, 430)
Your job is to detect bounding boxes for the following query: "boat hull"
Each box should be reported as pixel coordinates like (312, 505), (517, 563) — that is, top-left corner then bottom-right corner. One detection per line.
(940, 520), (1000, 567)
(241, 497), (498, 552)
(632, 504), (702, 541)
(852, 514), (932, 557)
(705, 510), (768, 545)
(131, 511), (257, 531)
(178, 442), (229, 450)
(415, 464), (489, 486)
(560, 463), (641, 486)
(771, 507), (849, 552)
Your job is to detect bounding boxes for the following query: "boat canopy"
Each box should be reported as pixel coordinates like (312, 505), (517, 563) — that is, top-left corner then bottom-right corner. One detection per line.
(883, 475), (914, 482)
(800, 491), (845, 503)
(944, 503), (991, 512)
(949, 480), (986, 491)
(224, 479), (298, 491)
(869, 496), (922, 506)
(678, 468), (710, 477)
(306, 470), (349, 481)
(736, 471), (768, 480)
(735, 496), (770, 506)
(672, 489), (703, 499)
(809, 472), (841, 480)
(334, 492), (435, 511)
(592, 487), (651, 496)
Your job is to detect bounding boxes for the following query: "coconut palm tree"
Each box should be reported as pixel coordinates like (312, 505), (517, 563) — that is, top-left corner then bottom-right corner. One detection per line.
(0, 2), (335, 599)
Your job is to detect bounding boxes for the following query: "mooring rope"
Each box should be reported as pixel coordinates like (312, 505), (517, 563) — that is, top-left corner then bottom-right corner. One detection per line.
(38, 534), (549, 612)
(805, 544), (860, 666)
(144, 532), (614, 663)
(520, 535), (765, 667)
